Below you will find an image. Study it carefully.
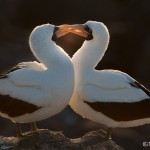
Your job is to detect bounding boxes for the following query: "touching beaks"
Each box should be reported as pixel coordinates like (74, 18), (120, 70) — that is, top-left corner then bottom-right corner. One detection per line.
(62, 24), (93, 40)
(52, 24), (93, 41)
(52, 26), (69, 41)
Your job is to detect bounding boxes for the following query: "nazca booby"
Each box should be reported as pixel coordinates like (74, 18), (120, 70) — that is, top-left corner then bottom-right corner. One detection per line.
(0, 23), (74, 137)
(66, 21), (150, 140)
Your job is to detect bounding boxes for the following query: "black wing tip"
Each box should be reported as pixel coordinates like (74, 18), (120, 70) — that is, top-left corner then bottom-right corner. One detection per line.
(130, 80), (150, 97)
(0, 64), (26, 79)
(0, 74), (8, 79)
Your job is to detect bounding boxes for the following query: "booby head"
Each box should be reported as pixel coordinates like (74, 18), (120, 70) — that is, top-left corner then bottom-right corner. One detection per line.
(69, 21), (110, 69)
(29, 23), (70, 44)
(85, 21), (109, 41)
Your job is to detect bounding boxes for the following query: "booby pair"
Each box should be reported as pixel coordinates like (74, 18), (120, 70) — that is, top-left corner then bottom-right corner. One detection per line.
(63, 21), (150, 140)
(1, 21), (150, 140)
(0, 24), (76, 137)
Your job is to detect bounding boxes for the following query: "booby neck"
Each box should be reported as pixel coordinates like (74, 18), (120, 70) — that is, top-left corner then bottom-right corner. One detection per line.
(29, 24), (71, 70)
(72, 21), (110, 71)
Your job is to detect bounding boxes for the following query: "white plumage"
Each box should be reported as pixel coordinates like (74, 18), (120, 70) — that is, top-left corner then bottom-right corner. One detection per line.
(69, 21), (150, 133)
(80, 69), (149, 103)
(0, 24), (74, 127)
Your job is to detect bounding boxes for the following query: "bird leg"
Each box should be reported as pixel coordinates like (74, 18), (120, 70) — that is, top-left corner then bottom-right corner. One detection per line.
(105, 128), (112, 140)
(30, 122), (38, 132)
(15, 123), (24, 138)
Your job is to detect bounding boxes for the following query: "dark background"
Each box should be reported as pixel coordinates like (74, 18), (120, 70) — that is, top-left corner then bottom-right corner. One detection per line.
(0, 0), (150, 149)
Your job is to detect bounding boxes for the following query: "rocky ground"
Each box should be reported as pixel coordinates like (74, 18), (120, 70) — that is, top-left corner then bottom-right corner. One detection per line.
(0, 130), (123, 150)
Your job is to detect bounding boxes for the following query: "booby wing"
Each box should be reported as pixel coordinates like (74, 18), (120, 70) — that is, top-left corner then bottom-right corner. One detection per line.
(0, 61), (46, 87)
(81, 70), (150, 121)
(89, 69), (135, 89)
(0, 62), (49, 118)
(80, 70), (150, 103)
(0, 61), (46, 78)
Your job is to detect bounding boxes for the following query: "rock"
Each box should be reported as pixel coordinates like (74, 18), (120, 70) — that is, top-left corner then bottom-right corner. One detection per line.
(0, 129), (123, 150)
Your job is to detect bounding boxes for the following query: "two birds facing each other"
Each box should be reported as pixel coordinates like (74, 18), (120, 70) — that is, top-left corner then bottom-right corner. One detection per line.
(0, 21), (150, 140)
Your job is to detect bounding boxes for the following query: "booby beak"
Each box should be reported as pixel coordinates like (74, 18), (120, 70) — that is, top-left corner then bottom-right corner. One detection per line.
(52, 26), (70, 41)
(60, 24), (93, 40)
(52, 24), (93, 41)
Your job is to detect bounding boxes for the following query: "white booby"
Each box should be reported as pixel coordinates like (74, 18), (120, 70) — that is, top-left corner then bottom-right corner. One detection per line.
(0, 24), (74, 137)
(67, 21), (150, 139)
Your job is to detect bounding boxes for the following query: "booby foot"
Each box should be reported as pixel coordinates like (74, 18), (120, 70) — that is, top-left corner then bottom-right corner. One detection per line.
(90, 128), (112, 140)
(15, 122), (39, 138)
(21, 122), (39, 137)
(30, 122), (38, 132)
(17, 132), (29, 138)
(96, 129), (108, 138)
(85, 129), (107, 138)
(15, 123), (26, 138)
(105, 128), (112, 141)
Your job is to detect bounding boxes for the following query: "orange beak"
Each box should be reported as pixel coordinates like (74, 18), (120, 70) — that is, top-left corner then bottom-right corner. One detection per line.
(59, 24), (92, 39)
(52, 24), (93, 41)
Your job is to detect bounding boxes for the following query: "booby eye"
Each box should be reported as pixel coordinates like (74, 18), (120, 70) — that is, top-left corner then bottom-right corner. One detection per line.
(84, 25), (92, 34)
(84, 25), (93, 41)
(53, 26), (59, 33)
(86, 34), (93, 41)
(52, 26), (69, 41)
(52, 26), (59, 41)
